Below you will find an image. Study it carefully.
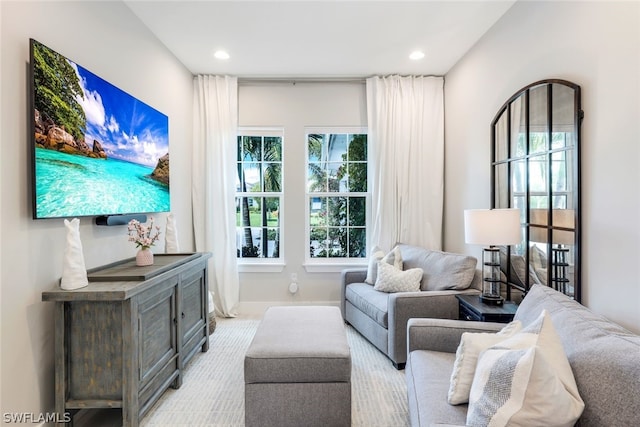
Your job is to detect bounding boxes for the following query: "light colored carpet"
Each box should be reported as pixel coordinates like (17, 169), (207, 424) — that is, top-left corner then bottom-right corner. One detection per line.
(139, 315), (409, 426)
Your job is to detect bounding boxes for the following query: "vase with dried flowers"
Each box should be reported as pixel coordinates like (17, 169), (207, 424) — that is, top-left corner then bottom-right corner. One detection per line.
(128, 218), (161, 266)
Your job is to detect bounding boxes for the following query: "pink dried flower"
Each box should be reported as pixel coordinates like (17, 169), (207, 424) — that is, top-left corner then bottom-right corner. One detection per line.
(127, 217), (161, 250)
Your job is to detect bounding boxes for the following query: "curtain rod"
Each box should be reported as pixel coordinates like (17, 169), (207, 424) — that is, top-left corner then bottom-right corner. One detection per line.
(236, 75), (444, 86)
(238, 77), (367, 86)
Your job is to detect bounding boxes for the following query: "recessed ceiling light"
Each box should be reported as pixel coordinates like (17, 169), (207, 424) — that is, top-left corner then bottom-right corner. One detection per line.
(409, 50), (425, 60)
(214, 50), (230, 60)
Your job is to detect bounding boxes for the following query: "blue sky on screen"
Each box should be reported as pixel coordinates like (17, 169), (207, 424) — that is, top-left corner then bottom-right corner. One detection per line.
(70, 61), (168, 167)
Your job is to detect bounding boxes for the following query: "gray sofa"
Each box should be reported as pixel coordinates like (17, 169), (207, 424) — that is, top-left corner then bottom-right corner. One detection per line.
(405, 283), (640, 426)
(340, 243), (481, 369)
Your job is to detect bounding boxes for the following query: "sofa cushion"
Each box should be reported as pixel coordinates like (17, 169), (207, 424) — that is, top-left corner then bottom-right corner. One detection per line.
(514, 284), (640, 426)
(467, 309), (583, 427)
(345, 283), (388, 328)
(374, 261), (423, 293)
(447, 320), (523, 405)
(398, 244), (477, 291)
(244, 306), (351, 384)
(406, 350), (468, 426)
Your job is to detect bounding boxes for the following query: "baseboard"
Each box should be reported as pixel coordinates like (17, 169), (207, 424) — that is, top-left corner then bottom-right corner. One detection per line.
(237, 300), (339, 317)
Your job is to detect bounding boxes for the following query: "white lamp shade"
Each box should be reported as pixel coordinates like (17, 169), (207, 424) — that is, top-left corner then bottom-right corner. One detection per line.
(464, 208), (521, 246)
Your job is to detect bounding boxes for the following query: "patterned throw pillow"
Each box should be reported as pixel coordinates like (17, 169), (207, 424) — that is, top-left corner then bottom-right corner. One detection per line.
(365, 245), (403, 285)
(447, 320), (523, 405)
(466, 310), (584, 427)
(373, 261), (422, 293)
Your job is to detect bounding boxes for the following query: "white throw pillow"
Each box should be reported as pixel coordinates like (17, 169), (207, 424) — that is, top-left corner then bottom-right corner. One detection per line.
(373, 261), (422, 293)
(365, 245), (403, 285)
(447, 320), (523, 405)
(365, 246), (385, 284)
(466, 310), (584, 427)
(382, 245), (403, 269)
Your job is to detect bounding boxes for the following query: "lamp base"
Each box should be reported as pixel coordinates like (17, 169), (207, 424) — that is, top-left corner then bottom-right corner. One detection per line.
(479, 294), (504, 306)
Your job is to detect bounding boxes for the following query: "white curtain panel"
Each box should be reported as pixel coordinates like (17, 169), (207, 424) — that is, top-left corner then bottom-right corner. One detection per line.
(193, 75), (239, 317)
(366, 75), (444, 251)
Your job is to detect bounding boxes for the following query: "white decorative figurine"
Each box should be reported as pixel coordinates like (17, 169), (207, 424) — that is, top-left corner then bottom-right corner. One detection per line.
(60, 218), (89, 290)
(165, 212), (180, 253)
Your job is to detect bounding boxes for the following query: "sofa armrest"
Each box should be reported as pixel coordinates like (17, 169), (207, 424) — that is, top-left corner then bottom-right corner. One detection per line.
(407, 318), (504, 354)
(341, 268), (367, 286)
(387, 289), (479, 365)
(340, 268), (367, 318)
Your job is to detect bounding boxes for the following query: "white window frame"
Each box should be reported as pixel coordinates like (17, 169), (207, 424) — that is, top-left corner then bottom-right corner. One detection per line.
(303, 126), (370, 272)
(236, 127), (285, 273)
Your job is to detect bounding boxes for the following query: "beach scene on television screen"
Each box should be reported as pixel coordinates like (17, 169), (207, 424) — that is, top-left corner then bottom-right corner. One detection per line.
(32, 40), (170, 219)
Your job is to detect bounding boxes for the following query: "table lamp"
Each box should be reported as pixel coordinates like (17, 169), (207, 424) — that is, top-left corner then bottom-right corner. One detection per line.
(464, 208), (521, 305)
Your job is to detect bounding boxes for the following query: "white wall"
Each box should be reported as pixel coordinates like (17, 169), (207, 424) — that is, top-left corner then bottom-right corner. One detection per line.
(444, 0), (640, 332)
(238, 82), (367, 311)
(0, 0), (194, 418)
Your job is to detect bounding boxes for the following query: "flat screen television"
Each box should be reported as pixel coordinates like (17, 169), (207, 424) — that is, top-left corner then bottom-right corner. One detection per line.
(30, 38), (170, 221)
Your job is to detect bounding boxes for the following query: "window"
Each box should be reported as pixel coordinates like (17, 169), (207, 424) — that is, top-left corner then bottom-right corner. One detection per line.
(236, 129), (283, 261)
(306, 129), (368, 263)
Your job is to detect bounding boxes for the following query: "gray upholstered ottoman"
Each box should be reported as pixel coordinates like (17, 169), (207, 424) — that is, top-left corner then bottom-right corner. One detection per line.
(244, 306), (352, 427)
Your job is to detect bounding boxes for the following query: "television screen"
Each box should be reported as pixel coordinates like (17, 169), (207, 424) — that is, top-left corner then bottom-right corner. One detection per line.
(30, 39), (170, 220)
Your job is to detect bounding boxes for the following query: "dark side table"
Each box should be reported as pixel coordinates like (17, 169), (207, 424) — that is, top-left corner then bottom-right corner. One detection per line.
(456, 294), (518, 323)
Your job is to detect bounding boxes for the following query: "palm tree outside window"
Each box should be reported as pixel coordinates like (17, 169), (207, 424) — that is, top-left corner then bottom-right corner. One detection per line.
(306, 129), (368, 261)
(236, 130), (283, 259)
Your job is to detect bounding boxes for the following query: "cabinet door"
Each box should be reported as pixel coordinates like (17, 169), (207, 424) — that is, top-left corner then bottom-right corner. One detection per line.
(138, 283), (179, 394)
(179, 268), (207, 366)
(67, 301), (123, 401)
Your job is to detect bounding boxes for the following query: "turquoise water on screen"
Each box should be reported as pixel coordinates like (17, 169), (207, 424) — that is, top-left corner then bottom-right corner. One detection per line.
(35, 148), (170, 218)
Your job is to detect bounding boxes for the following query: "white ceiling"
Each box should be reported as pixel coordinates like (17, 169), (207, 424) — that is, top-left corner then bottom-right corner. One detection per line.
(124, 0), (516, 78)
